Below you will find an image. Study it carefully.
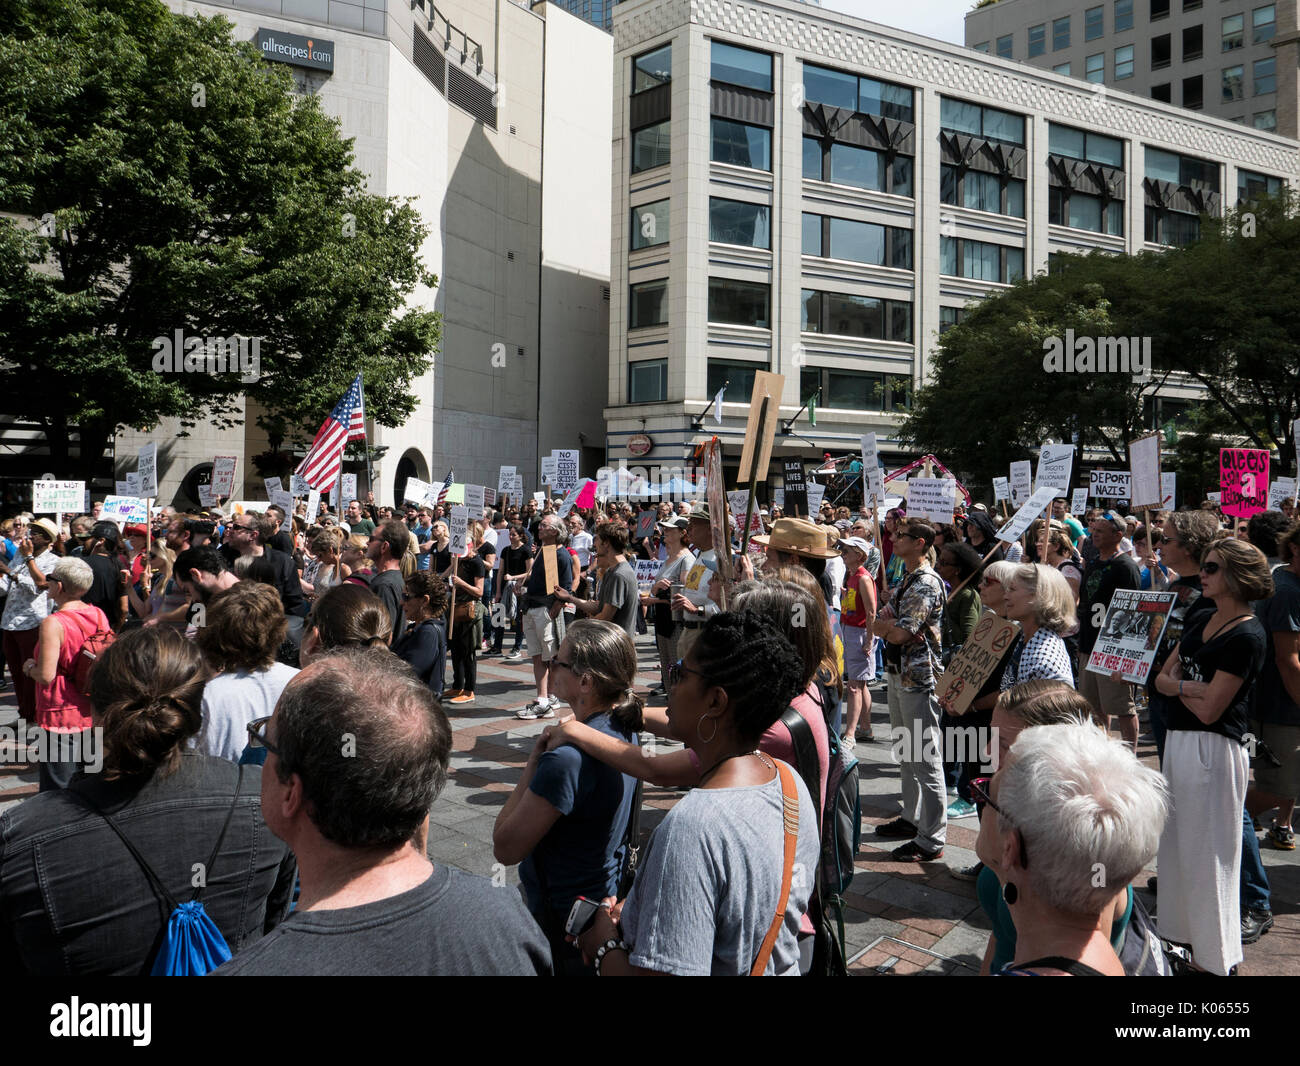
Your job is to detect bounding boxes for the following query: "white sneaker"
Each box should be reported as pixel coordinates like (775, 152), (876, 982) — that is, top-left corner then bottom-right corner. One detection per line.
(545, 695), (561, 710)
(505, 650), (523, 661)
(515, 700), (555, 720)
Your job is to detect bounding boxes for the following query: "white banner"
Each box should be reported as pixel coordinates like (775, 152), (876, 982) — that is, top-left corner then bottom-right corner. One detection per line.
(126, 471), (140, 498)
(268, 488), (295, 531)
(32, 480), (85, 514)
(305, 489), (322, 526)
(498, 466), (516, 493)
(1268, 477), (1297, 511)
(290, 474), (312, 496)
(1009, 461), (1032, 506)
(403, 477), (430, 507)
(264, 477), (282, 497)
(137, 443), (158, 498)
(1035, 444), (1075, 495)
(997, 486), (1059, 544)
(197, 483), (217, 508)
(115, 480), (131, 496)
(448, 505), (470, 557)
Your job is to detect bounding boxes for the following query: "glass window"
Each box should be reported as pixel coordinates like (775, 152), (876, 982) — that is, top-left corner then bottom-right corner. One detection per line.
(1254, 109), (1276, 130)
(1183, 24), (1202, 60)
(891, 229), (914, 270)
(629, 360), (667, 404)
(1086, 53), (1105, 82)
(709, 198), (770, 248)
(829, 218), (886, 264)
(1029, 23), (1046, 57)
(830, 142), (884, 190)
(1223, 64), (1244, 101)
(1183, 75), (1203, 108)
(984, 108), (1025, 145)
(1115, 0), (1133, 30)
(1222, 14), (1243, 50)
(632, 44), (671, 94)
(1048, 124), (1086, 159)
(1185, 0), (1201, 9)
(1254, 57), (1275, 95)
(1086, 5), (1105, 40)
(710, 118), (771, 171)
(825, 292), (882, 337)
(1253, 5), (1276, 42)
(711, 41), (773, 92)
(631, 121), (670, 173)
(803, 137), (823, 180)
(1238, 169), (1282, 201)
(973, 41), (991, 52)
(964, 171), (1001, 213)
(860, 78), (915, 123)
(629, 279), (668, 328)
(891, 156), (914, 198)
(1069, 193), (1104, 231)
(826, 371), (877, 409)
(803, 63), (858, 109)
(1151, 0), (1169, 19)
(1053, 62), (1072, 75)
(707, 360), (762, 403)
(708, 278), (770, 328)
(1006, 179), (1026, 218)
(1152, 82), (1172, 102)
(802, 213), (822, 256)
(1007, 249), (1025, 282)
(940, 97), (982, 136)
(940, 238), (1021, 283)
(940, 236), (958, 276)
(1145, 147), (1181, 184)
(630, 199), (669, 249)
(1049, 125), (1123, 167)
(939, 306), (966, 334)
(1053, 16), (1071, 50)
(1152, 34), (1171, 67)
(1115, 45), (1134, 78)
(996, 34), (1013, 58)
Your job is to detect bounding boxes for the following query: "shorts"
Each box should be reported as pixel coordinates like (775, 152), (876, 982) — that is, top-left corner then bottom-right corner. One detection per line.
(1077, 648), (1136, 718)
(1250, 719), (1300, 798)
(841, 624), (876, 683)
(523, 606), (565, 661)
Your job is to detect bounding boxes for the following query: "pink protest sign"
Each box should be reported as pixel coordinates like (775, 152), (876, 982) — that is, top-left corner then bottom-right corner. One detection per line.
(1219, 448), (1269, 518)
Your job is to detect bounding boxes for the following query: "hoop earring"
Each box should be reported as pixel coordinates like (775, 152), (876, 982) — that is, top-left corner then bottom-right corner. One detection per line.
(1001, 882), (1018, 906)
(697, 715), (719, 744)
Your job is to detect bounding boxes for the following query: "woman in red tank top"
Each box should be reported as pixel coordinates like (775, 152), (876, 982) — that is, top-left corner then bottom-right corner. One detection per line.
(22, 557), (110, 792)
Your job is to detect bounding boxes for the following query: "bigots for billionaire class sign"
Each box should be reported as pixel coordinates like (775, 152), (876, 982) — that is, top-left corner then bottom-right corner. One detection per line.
(1219, 448), (1269, 518)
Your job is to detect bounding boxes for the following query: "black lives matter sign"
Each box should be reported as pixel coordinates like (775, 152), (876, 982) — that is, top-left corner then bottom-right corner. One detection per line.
(783, 459), (808, 516)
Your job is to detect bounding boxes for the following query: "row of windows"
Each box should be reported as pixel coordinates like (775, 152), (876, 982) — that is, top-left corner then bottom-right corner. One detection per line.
(802, 63), (915, 123)
(974, 1), (1273, 58)
(628, 359), (914, 410)
(941, 167), (1026, 218)
(1222, 58), (1276, 99)
(803, 138), (914, 196)
(802, 214), (914, 269)
(940, 237), (1025, 283)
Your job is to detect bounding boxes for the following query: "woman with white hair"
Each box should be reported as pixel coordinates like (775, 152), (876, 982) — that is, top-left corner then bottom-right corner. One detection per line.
(21, 556), (112, 791)
(999, 563), (1077, 689)
(975, 720), (1170, 975)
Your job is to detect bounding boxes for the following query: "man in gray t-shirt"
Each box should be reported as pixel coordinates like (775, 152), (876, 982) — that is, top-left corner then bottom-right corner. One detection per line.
(552, 521), (640, 638)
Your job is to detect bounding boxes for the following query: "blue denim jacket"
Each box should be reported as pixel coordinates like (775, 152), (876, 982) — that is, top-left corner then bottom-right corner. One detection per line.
(0, 752), (296, 975)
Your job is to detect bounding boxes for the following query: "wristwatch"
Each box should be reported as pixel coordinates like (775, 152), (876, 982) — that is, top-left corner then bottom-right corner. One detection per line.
(593, 938), (630, 976)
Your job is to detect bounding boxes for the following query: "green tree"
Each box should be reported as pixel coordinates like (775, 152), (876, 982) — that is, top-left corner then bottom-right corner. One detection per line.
(0, 0), (440, 476)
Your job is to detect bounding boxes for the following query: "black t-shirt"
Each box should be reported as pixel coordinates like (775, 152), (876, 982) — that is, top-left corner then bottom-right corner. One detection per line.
(1146, 576), (1215, 695)
(456, 554), (487, 599)
(477, 542), (496, 572)
(1167, 613), (1267, 742)
(501, 545), (531, 578)
(431, 548), (452, 576)
(81, 553), (123, 630)
(369, 569), (406, 637)
(212, 865), (552, 976)
(1078, 552), (1142, 652)
(1252, 567), (1300, 726)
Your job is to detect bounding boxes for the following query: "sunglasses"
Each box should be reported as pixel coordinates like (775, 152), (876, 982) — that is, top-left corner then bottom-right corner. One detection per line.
(668, 658), (710, 688)
(1200, 561), (1221, 575)
(970, 776), (1029, 866)
(1155, 535), (1177, 546)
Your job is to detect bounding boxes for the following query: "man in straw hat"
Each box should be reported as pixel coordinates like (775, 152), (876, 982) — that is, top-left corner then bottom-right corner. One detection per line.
(672, 503), (729, 658)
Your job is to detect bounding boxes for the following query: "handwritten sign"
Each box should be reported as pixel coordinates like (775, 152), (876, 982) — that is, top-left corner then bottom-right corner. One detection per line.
(1219, 448), (1269, 518)
(197, 483), (217, 508)
(1089, 469), (1131, 500)
(541, 456), (557, 487)
(484, 487), (498, 507)
(1161, 471), (1177, 509)
(264, 477), (282, 497)
(1009, 461), (1032, 506)
(907, 478), (957, 525)
(860, 433), (885, 501)
(936, 613), (1020, 716)
(634, 559), (660, 592)
(403, 477), (431, 507)
(498, 466), (516, 493)
(634, 510), (656, 541)
(997, 486), (1059, 544)
(1268, 478), (1297, 511)
(1086, 590), (1177, 684)
(268, 488), (295, 531)
(806, 481), (826, 516)
(448, 505), (469, 557)
(137, 443), (158, 498)
(32, 480), (85, 514)
(1070, 488), (1089, 515)
(211, 455), (238, 498)
(341, 473), (358, 505)
(305, 489), (322, 526)
(289, 474), (312, 496)
(102, 495), (148, 526)
(464, 484), (485, 520)
(992, 477), (1010, 502)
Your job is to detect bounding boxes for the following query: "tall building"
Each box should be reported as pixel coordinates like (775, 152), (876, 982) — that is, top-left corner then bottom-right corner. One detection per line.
(965, 0), (1299, 137)
(605, 0), (1298, 487)
(4, 0), (611, 509)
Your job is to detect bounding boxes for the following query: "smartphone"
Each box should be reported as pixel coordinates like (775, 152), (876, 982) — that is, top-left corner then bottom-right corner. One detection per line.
(565, 896), (603, 937)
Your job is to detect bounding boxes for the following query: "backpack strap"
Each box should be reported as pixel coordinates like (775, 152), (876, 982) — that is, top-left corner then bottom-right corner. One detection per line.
(780, 706), (822, 835)
(750, 761), (799, 976)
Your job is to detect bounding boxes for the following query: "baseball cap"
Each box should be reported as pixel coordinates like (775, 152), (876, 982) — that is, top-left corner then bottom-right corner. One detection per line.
(90, 520), (121, 545)
(658, 515), (689, 531)
(837, 536), (872, 555)
(1098, 510), (1127, 532)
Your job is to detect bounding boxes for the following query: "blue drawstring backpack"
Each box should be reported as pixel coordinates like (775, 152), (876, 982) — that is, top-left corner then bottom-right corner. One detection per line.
(78, 766), (245, 976)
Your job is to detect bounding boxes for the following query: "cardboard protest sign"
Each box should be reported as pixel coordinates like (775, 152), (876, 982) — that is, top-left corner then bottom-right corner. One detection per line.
(508, 474), (524, 499)
(1128, 433), (1162, 509)
(997, 486), (1058, 544)
(1089, 469), (1131, 500)
(806, 481), (826, 516)
(704, 440), (735, 586)
(1009, 461), (1032, 506)
(341, 473), (358, 504)
(1070, 488), (1089, 515)
(1161, 471), (1177, 509)
(138, 443), (158, 498)
(1268, 478), (1297, 512)
(596, 467), (615, 498)
(448, 505), (470, 557)
(403, 478), (430, 507)
(464, 484), (485, 520)
(935, 613), (1020, 715)
(553, 450), (580, 495)
(533, 491), (546, 504)
(782, 459), (808, 517)
(498, 466), (516, 493)
(290, 474), (312, 496)
(542, 543), (559, 591)
(1035, 444), (1075, 496)
(634, 509), (656, 541)
(992, 477), (1010, 502)
(102, 495), (148, 525)
(727, 490), (763, 542)
(1086, 590), (1177, 684)
(634, 559), (660, 593)
(197, 483), (216, 508)
(907, 478), (956, 525)
(268, 488), (295, 531)
(737, 371), (785, 485)
(541, 456), (557, 487)
(1219, 448), (1269, 518)
(32, 481), (85, 514)
(211, 455), (238, 498)
(860, 434), (885, 501)
(441, 483), (464, 506)
(1207, 491), (1222, 505)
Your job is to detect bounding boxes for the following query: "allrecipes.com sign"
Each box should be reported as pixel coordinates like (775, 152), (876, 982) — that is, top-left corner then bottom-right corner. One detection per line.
(254, 29), (335, 73)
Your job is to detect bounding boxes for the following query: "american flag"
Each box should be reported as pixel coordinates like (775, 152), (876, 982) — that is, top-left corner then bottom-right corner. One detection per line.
(295, 374), (366, 493)
(435, 468), (454, 506)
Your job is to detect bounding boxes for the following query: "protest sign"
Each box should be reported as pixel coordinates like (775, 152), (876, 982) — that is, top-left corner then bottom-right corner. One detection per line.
(341, 473), (358, 505)
(997, 486), (1059, 544)
(1086, 590), (1177, 684)
(1268, 478), (1297, 511)
(541, 456), (557, 487)
(138, 443), (158, 498)
(1035, 444), (1075, 495)
(907, 478), (956, 525)
(1128, 433), (1162, 510)
(782, 459), (808, 517)
(102, 495), (148, 525)
(992, 477), (1010, 502)
(305, 489), (322, 526)
(484, 487), (498, 507)
(557, 480), (593, 520)
(126, 471), (140, 497)
(268, 488), (294, 531)
(1089, 469), (1131, 500)
(634, 510), (656, 541)
(772, 487), (785, 511)
(403, 478), (430, 507)
(935, 613), (1020, 716)
(448, 505), (470, 557)
(806, 481), (826, 516)
(1219, 448), (1269, 518)
(115, 480), (131, 496)
(1009, 462), (1032, 506)
(264, 477), (282, 497)
(860, 434), (885, 501)
(1161, 471), (1177, 509)
(737, 371), (785, 485)
(498, 467), (516, 494)
(1207, 491), (1222, 505)
(197, 483), (216, 508)
(553, 450), (580, 495)
(508, 475), (524, 500)
(542, 543), (559, 591)
(464, 484), (485, 520)
(33, 481), (85, 514)
(290, 474), (312, 496)
(634, 559), (660, 593)
(211, 455), (238, 498)
(533, 491), (546, 504)
(1070, 488), (1089, 515)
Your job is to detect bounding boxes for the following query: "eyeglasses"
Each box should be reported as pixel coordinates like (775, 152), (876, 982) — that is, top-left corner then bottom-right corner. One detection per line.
(894, 532), (916, 542)
(979, 577), (1001, 588)
(246, 716), (281, 757)
(970, 776), (1029, 866)
(668, 658), (710, 688)
(1200, 561), (1221, 575)
(1155, 535), (1177, 546)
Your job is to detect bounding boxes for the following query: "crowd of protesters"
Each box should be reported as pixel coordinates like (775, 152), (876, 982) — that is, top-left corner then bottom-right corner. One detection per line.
(0, 477), (1295, 977)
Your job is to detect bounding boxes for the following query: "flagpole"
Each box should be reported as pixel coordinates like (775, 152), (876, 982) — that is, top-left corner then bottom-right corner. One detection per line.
(360, 380), (375, 504)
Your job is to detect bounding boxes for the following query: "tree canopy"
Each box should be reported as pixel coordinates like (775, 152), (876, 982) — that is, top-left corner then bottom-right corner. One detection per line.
(0, 0), (440, 475)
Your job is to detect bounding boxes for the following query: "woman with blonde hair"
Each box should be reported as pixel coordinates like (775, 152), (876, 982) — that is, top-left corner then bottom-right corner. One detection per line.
(302, 527), (348, 598)
(121, 543), (184, 628)
(999, 563), (1077, 690)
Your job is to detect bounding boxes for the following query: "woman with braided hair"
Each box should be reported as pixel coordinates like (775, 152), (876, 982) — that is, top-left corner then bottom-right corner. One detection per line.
(568, 612), (820, 975)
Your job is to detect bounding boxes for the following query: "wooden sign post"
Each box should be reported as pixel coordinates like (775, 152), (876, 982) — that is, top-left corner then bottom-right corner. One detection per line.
(736, 371), (785, 558)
